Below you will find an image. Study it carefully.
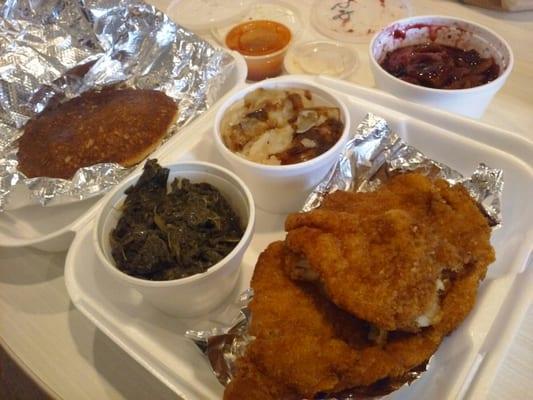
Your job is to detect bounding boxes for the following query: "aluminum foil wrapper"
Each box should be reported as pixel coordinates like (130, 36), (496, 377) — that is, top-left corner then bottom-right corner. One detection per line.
(0, 0), (236, 210)
(304, 113), (503, 227)
(185, 113), (503, 399)
(186, 288), (429, 400)
(186, 289), (255, 387)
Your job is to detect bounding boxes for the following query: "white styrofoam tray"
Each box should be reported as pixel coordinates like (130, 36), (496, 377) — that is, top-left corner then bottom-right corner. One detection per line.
(65, 75), (533, 400)
(0, 53), (247, 252)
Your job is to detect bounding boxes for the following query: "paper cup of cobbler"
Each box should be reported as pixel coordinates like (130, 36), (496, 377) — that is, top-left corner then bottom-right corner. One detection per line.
(94, 160), (255, 317)
(369, 15), (513, 118)
(214, 77), (351, 214)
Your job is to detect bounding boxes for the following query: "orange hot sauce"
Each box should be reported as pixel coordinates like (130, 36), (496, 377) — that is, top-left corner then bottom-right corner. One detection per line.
(226, 20), (292, 81)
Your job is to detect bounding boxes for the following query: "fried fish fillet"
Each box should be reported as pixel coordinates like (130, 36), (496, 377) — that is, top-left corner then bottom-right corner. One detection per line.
(225, 240), (489, 399)
(17, 88), (178, 179)
(284, 173), (495, 332)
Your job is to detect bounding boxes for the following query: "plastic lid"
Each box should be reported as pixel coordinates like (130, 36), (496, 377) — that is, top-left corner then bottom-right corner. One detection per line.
(211, 0), (302, 45)
(284, 41), (358, 79)
(166, 0), (253, 32)
(311, 0), (411, 43)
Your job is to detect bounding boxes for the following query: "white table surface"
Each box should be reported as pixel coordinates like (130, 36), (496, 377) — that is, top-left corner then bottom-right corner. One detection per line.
(1, 0), (532, 399)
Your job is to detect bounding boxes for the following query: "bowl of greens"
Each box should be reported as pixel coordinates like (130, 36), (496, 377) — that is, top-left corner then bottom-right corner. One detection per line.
(94, 159), (255, 317)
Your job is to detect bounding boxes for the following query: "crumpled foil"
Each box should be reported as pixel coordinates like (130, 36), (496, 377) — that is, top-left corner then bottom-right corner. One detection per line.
(304, 113), (503, 227)
(185, 113), (503, 398)
(0, 0), (236, 210)
(186, 287), (429, 400)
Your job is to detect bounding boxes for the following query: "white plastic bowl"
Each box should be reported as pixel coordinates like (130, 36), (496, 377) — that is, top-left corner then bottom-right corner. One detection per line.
(94, 161), (255, 317)
(214, 76), (350, 214)
(369, 15), (514, 118)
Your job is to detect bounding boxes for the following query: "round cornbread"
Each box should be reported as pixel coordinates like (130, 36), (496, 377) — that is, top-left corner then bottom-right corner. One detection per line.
(17, 88), (178, 179)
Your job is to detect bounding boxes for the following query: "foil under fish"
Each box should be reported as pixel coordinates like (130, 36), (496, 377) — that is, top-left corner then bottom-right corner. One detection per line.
(185, 113), (503, 399)
(0, 0), (236, 210)
(304, 113), (503, 227)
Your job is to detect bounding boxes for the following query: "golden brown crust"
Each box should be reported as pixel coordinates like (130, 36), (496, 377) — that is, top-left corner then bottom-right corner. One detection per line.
(224, 356), (299, 400)
(226, 230), (491, 399)
(17, 88), (177, 179)
(225, 174), (495, 399)
(284, 173), (494, 332)
(227, 242), (394, 399)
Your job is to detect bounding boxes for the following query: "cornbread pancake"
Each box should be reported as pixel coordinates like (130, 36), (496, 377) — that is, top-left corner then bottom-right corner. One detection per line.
(17, 88), (178, 179)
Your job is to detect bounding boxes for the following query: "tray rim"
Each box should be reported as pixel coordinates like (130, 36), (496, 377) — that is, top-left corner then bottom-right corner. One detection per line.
(65, 223), (193, 400)
(64, 75), (533, 400)
(65, 226), (533, 400)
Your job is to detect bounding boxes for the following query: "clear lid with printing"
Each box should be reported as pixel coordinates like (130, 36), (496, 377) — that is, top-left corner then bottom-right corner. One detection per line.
(166, 0), (253, 32)
(311, 0), (411, 43)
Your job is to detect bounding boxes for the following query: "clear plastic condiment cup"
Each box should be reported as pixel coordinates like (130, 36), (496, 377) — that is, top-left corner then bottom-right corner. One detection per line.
(225, 20), (292, 81)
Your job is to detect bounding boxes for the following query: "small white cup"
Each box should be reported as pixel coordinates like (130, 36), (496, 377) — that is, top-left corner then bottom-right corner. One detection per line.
(213, 77), (350, 214)
(369, 15), (514, 118)
(94, 161), (255, 317)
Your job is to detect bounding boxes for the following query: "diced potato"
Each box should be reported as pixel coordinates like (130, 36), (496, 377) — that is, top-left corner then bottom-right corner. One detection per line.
(240, 125), (293, 164)
(220, 88), (342, 165)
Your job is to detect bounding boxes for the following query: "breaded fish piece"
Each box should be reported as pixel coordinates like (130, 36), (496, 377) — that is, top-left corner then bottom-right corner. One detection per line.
(284, 173), (494, 332)
(225, 240), (489, 399)
(223, 357), (299, 400)
(225, 242), (401, 400)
